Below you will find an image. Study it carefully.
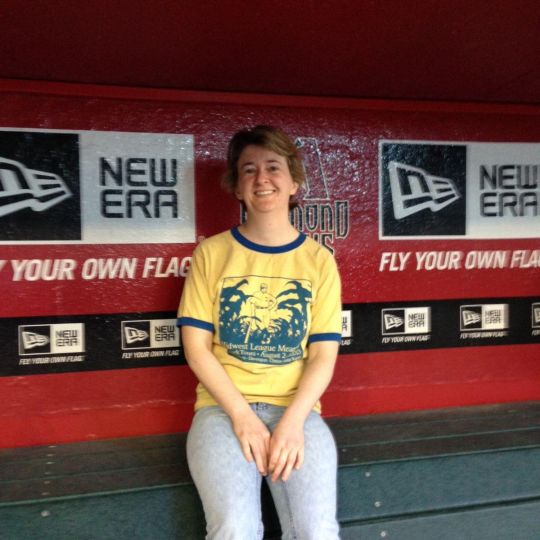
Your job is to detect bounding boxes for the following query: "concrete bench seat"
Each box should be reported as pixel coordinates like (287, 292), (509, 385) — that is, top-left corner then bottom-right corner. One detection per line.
(1, 401), (539, 539)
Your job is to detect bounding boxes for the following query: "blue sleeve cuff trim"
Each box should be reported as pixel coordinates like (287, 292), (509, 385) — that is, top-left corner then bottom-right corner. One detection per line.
(177, 317), (214, 332)
(308, 332), (342, 343)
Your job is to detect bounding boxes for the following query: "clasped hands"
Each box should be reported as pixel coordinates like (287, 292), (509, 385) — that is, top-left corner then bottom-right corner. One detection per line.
(233, 410), (304, 482)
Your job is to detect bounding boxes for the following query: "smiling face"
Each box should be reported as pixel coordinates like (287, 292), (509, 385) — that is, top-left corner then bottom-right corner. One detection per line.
(235, 145), (299, 215)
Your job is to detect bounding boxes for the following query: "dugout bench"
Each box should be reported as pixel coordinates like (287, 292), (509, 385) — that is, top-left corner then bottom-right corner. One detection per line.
(1, 401), (540, 539)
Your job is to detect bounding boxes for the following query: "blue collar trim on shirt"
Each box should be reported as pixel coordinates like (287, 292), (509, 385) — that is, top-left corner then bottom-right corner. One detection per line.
(231, 226), (306, 253)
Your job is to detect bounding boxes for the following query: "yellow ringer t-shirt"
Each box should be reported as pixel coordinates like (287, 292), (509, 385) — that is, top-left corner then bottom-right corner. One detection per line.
(177, 227), (342, 411)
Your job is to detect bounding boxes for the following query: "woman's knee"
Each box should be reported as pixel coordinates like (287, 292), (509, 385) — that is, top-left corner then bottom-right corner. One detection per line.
(205, 509), (263, 540)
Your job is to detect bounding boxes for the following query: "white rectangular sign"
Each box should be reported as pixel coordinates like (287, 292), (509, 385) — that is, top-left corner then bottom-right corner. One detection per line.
(380, 141), (539, 239)
(0, 128), (195, 244)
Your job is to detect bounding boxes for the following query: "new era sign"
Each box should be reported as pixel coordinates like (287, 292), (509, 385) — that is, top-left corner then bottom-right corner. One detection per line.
(380, 141), (540, 239)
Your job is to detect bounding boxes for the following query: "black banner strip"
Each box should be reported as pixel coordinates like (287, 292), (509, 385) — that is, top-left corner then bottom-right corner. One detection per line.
(0, 297), (539, 376)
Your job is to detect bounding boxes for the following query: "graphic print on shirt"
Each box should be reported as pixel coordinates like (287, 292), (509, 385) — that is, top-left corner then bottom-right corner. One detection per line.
(219, 275), (312, 364)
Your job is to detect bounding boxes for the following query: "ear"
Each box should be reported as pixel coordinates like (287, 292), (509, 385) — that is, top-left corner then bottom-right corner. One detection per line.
(290, 182), (299, 196)
(235, 188), (244, 201)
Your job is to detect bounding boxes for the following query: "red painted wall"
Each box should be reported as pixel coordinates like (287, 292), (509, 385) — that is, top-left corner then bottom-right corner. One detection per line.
(1, 81), (539, 448)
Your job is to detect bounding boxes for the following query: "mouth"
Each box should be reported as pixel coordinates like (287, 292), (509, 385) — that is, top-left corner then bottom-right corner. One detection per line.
(254, 189), (276, 197)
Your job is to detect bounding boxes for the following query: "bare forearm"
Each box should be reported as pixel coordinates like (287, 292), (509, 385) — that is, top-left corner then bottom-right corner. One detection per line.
(267, 341), (339, 481)
(282, 348), (337, 424)
(182, 326), (271, 474)
(185, 347), (251, 420)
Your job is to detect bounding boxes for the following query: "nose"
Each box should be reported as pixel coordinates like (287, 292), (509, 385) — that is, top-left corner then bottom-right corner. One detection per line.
(254, 167), (267, 184)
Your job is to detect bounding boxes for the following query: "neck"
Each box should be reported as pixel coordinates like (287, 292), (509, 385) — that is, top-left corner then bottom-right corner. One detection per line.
(239, 213), (298, 246)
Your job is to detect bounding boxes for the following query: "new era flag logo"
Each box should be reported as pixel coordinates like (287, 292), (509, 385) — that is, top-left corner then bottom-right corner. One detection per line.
(384, 313), (404, 330)
(382, 307), (431, 335)
(388, 161), (460, 219)
(18, 323), (84, 355)
(122, 319), (179, 350)
(21, 331), (50, 349)
(533, 304), (540, 328)
(460, 304), (508, 331)
(462, 310), (482, 327)
(0, 156), (71, 218)
(380, 142), (467, 237)
(124, 326), (149, 344)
